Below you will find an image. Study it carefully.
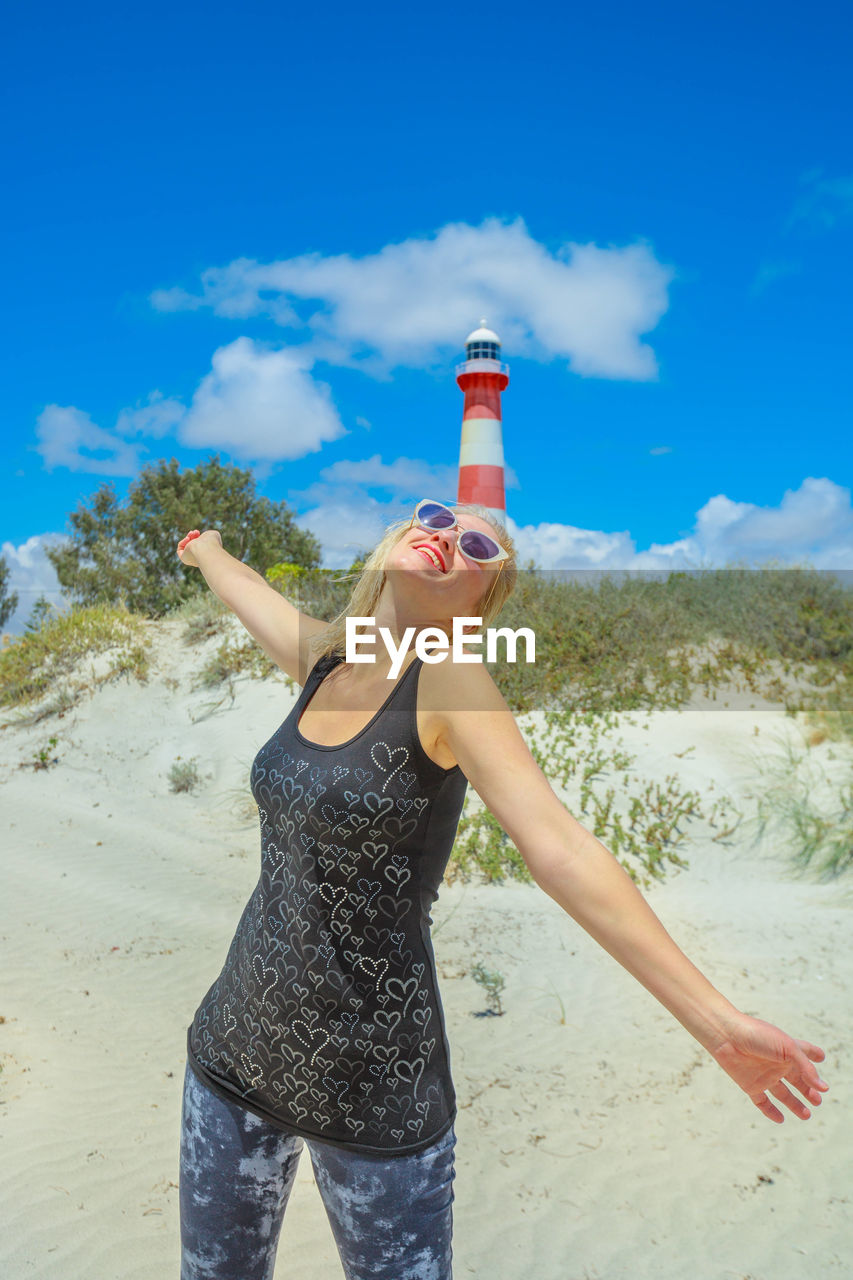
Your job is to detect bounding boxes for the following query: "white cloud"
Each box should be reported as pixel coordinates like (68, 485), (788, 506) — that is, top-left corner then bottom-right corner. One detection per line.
(150, 217), (674, 381)
(115, 391), (185, 439)
(1, 533), (70, 637)
(31, 339), (348, 475)
(301, 454), (459, 502)
(315, 454), (524, 499)
(287, 457), (460, 564)
(507, 519), (637, 569)
(296, 496), (392, 568)
(686, 477), (853, 567)
(489, 478), (853, 573)
(35, 405), (145, 476)
(177, 338), (347, 461)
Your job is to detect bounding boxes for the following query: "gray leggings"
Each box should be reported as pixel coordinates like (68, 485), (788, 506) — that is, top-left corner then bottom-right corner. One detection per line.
(179, 1061), (457, 1280)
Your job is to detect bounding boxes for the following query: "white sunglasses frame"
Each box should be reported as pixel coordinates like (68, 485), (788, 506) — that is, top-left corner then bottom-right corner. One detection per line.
(407, 499), (510, 566)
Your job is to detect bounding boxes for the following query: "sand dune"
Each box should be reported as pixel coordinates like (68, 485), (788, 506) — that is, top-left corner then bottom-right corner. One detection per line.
(1, 618), (848, 1279)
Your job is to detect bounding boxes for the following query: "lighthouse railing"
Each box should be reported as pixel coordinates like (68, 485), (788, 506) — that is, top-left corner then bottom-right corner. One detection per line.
(455, 359), (510, 377)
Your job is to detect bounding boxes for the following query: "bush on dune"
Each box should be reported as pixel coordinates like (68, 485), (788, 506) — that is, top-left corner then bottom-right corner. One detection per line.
(0, 602), (150, 710)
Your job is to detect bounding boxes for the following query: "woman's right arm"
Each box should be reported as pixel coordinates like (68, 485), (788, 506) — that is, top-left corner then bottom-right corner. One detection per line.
(177, 530), (327, 685)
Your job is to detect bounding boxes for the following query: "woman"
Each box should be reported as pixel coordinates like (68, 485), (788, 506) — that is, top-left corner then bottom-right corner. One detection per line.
(175, 499), (828, 1280)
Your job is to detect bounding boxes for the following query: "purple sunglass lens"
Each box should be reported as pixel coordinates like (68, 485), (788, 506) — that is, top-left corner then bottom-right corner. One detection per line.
(459, 530), (500, 560)
(418, 502), (456, 529)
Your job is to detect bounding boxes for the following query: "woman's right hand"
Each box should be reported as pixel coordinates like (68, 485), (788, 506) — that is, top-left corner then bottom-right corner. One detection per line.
(177, 528), (223, 568)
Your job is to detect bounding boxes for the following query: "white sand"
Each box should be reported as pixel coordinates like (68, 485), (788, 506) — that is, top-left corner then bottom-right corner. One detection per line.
(1, 618), (849, 1279)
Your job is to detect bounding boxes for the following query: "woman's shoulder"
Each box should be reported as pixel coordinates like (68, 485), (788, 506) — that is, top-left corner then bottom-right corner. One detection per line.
(417, 649), (506, 718)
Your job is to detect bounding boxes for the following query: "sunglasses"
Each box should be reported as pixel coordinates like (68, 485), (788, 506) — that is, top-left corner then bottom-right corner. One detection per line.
(407, 499), (510, 569)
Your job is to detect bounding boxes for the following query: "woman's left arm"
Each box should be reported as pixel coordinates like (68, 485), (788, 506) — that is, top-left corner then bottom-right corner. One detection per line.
(435, 659), (830, 1124)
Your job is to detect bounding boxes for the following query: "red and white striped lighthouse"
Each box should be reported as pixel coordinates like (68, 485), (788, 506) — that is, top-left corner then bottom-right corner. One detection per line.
(456, 321), (509, 527)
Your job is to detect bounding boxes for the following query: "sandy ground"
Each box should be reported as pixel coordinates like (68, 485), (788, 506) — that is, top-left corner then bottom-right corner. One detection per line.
(1, 618), (849, 1279)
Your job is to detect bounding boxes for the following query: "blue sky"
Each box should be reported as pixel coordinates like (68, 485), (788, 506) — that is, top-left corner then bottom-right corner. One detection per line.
(3, 0), (852, 631)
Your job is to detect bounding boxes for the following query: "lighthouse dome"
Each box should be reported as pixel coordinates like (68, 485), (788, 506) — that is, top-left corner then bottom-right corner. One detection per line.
(465, 320), (501, 346)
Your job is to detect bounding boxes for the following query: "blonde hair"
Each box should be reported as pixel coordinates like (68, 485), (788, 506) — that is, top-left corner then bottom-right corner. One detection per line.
(308, 502), (518, 666)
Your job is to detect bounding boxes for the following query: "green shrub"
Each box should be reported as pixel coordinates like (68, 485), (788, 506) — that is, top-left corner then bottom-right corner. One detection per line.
(176, 594), (232, 645)
(0, 603), (150, 708)
(30, 735), (60, 770)
(750, 735), (853, 879)
(449, 801), (535, 886)
(488, 566), (852, 718)
(194, 637), (279, 688)
(169, 756), (202, 793)
(46, 455), (322, 617)
(265, 560), (364, 622)
(469, 962), (506, 1017)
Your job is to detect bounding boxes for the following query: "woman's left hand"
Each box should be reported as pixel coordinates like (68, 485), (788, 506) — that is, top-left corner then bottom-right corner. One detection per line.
(707, 1012), (829, 1123)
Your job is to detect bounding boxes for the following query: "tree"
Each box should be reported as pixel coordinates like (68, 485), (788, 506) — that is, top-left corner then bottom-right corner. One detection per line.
(24, 595), (58, 633)
(45, 455), (323, 616)
(0, 554), (19, 630)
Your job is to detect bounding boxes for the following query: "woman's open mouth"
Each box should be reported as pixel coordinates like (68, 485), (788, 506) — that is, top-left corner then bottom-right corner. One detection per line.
(414, 545), (446, 572)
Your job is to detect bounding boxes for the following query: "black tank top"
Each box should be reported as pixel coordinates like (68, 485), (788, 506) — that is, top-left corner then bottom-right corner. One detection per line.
(186, 650), (469, 1156)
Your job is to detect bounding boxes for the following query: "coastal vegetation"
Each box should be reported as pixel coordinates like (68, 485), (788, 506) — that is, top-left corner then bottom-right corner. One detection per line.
(749, 728), (853, 880)
(168, 755), (203, 794)
(0, 602), (149, 716)
(2, 544), (850, 888)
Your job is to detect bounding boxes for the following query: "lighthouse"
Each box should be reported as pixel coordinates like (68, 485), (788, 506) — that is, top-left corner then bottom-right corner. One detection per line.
(456, 321), (509, 527)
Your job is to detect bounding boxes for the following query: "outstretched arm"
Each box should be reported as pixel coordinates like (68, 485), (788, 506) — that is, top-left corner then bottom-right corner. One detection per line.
(432, 658), (830, 1124)
(176, 529), (327, 684)
(531, 818), (828, 1122)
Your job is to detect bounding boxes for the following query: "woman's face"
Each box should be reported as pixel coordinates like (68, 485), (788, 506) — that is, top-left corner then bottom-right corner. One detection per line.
(383, 511), (505, 619)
